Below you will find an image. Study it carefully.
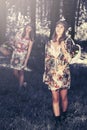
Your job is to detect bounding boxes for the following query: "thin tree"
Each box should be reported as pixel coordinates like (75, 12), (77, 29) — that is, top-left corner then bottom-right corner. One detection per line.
(0, 0), (6, 44)
(30, 0), (36, 36)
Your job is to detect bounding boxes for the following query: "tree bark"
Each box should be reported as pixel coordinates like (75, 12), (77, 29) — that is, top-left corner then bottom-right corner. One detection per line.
(50, 0), (60, 39)
(0, 0), (6, 44)
(63, 0), (78, 39)
(30, 0), (36, 36)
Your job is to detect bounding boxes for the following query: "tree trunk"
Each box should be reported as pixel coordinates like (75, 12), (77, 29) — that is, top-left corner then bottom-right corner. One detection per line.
(50, 0), (60, 39)
(30, 0), (36, 36)
(63, 0), (78, 39)
(0, 0), (6, 44)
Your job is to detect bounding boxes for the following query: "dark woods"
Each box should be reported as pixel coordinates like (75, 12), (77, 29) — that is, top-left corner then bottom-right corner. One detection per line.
(0, 0), (87, 130)
(0, 0), (87, 43)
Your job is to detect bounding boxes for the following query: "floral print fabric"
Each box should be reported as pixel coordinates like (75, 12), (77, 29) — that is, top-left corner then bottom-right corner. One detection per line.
(11, 33), (30, 70)
(43, 38), (77, 90)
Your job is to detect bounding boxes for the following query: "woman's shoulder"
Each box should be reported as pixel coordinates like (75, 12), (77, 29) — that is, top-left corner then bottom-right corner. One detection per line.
(48, 40), (54, 45)
(15, 31), (22, 39)
(45, 40), (52, 46)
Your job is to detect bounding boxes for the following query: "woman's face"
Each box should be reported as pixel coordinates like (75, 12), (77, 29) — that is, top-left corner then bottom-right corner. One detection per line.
(55, 23), (65, 38)
(26, 25), (32, 33)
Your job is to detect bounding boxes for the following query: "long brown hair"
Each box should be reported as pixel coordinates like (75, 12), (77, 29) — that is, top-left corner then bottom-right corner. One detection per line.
(52, 20), (68, 44)
(22, 23), (34, 41)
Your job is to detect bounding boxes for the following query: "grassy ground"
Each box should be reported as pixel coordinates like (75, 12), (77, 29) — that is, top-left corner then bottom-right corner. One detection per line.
(0, 64), (87, 130)
(0, 37), (87, 130)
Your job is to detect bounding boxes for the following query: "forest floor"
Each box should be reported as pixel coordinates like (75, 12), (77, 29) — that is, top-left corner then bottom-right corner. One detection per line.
(0, 63), (87, 130)
(0, 37), (87, 130)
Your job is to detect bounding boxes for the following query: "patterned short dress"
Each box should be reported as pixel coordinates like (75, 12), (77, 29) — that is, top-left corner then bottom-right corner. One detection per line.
(43, 38), (80, 91)
(11, 33), (30, 70)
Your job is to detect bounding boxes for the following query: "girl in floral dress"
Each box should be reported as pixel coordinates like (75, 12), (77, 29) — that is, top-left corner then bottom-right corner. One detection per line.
(11, 24), (34, 87)
(43, 20), (80, 125)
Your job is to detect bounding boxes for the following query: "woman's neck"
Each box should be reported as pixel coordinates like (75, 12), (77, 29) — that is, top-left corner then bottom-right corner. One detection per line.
(24, 33), (30, 39)
(56, 35), (61, 42)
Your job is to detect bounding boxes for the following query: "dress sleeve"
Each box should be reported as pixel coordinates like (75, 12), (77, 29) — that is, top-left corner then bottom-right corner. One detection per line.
(44, 42), (50, 71)
(61, 41), (72, 65)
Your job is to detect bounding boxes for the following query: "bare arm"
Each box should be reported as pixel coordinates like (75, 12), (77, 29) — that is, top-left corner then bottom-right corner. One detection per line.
(24, 41), (33, 67)
(58, 41), (72, 72)
(61, 41), (72, 63)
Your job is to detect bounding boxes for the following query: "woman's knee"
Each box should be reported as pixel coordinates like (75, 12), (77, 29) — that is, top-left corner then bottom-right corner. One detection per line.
(19, 70), (24, 75)
(60, 89), (68, 101)
(52, 91), (59, 103)
(61, 95), (68, 102)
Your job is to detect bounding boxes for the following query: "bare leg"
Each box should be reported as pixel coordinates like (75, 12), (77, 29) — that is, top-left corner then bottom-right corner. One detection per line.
(60, 89), (68, 112)
(51, 90), (60, 116)
(13, 69), (19, 79)
(19, 70), (24, 87)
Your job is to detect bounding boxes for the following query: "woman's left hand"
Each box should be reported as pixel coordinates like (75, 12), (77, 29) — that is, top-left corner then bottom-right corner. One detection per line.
(23, 61), (27, 68)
